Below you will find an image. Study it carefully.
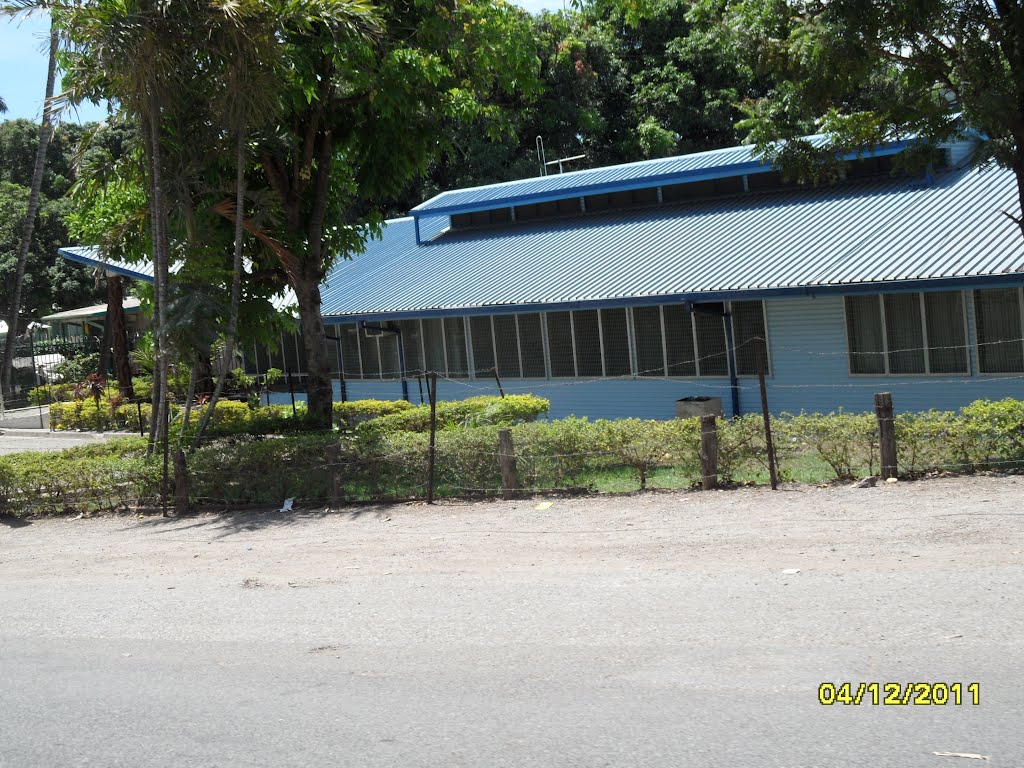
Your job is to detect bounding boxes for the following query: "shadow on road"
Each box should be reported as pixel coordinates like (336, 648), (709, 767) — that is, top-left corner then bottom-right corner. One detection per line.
(128, 503), (400, 539)
(0, 514), (32, 528)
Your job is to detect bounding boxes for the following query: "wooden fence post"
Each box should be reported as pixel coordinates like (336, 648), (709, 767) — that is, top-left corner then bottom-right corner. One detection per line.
(498, 429), (519, 499)
(758, 371), (779, 490)
(699, 414), (718, 491)
(426, 372), (438, 504)
(874, 392), (897, 480)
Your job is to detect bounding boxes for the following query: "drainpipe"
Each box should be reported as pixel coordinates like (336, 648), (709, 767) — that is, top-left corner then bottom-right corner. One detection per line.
(722, 313), (741, 418)
(360, 322), (409, 403)
(682, 301), (741, 418)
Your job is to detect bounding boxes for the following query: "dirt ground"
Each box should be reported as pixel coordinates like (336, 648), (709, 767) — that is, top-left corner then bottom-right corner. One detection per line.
(5, 474), (1022, 580)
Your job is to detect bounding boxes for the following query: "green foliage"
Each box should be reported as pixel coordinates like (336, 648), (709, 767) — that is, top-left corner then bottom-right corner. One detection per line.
(14, 397), (1024, 516)
(0, 437), (159, 515)
(333, 398), (415, 429)
(782, 411), (878, 480)
(358, 395), (550, 436)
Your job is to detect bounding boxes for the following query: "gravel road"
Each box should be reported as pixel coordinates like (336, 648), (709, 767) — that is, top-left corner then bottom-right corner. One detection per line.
(2, 476), (1022, 767)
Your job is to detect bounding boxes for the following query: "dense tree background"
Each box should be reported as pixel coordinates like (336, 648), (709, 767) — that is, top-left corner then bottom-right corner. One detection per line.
(0, 119), (106, 321)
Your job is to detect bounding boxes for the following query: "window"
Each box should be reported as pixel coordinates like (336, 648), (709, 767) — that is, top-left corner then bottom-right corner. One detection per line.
(421, 318), (446, 375)
(359, 330), (381, 379)
(694, 305), (728, 376)
(399, 320), (424, 376)
(633, 306), (665, 377)
(493, 314), (521, 378)
(845, 292), (968, 375)
(573, 310), (602, 377)
(663, 304), (697, 376)
(601, 309), (632, 376)
(731, 301), (769, 375)
(379, 331), (400, 379)
(339, 324), (361, 378)
(546, 311), (575, 377)
(470, 316), (495, 376)
(975, 288), (1024, 373)
(518, 314), (547, 377)
(845, 295), (886, 374)
(444, 317), (468, 377)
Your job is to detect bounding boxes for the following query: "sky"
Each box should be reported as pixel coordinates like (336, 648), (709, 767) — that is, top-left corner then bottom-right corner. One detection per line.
(1, 0), (560, 125)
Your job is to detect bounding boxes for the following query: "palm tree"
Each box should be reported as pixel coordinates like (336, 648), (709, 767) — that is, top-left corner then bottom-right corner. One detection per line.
(0, 16), (57, 403)
(0, 95), (7, 112)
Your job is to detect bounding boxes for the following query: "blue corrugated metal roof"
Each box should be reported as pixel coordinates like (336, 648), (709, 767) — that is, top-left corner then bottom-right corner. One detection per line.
(57, 246), (298, 312)
(320, 165), (1024, 322)
(58, 246), (155, 282)
(410, 135), (911, 218)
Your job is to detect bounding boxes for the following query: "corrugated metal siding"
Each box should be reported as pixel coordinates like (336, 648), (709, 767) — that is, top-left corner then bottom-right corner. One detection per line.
(411, 134), (911, 216)
(322, 166), (1024, 321)
(274, 294), (1024, 417)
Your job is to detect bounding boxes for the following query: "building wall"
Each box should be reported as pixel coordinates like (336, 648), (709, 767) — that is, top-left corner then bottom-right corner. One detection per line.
(269, 293), (1024, 418)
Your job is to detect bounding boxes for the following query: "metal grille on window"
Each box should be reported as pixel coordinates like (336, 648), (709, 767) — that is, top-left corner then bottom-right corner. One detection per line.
(633, 306), (664, 376)
(694, 305), (728, 376)
(663, 304), (697, 376)
(378, 328), (400, 379)
(339, 324), (362, 379)
(731, 301), (769, 375)
(845, 295), (885, 374)
(975, 288), (1024, 373)
(601, 308), (632, 376)
(421, 318), (446, 375)
(493, 314), (521, 378)
(293, 333), (308, 376)
(884, 293), (926, 374)
(281, 332), (302, 377)
(399, 320), (424, 376)
(546, 311), (575, 377)
(517, 313), (546, 377)
(470, 316), (495, 378)
(924, 292), (968, 373)
(572, 310), (602, 377)
(359, 328), (381, 379)
(444, 317), (468, 377)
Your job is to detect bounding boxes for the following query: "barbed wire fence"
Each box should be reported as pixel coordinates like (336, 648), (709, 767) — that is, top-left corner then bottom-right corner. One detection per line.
(7, 329), (1024, 516)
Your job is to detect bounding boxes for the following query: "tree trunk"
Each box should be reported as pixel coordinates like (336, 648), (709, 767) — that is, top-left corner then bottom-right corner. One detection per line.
(96, 313), (112, 380)
(0, 22), (57, 400)
(146, 89), (170, 455)
(107, 275), (134, 399)
(294, 274), (333, 427)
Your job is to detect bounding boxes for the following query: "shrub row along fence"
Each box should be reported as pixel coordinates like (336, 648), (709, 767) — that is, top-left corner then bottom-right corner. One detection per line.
(4, 391), (1024, 516)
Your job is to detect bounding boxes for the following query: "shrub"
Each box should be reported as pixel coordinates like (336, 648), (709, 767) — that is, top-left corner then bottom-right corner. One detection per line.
(333, 399), (415, 429)
(0, 437), (160, 516)
(513, 417), (606, 489)
(359, 394), (549, 436)
(597, 418), (696, 490)
(783, 411), (878, 479)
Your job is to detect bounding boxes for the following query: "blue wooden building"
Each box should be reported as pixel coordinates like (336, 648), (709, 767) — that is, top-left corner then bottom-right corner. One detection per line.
(62, 134), (1024, 418)
(314, 134), (1024, 417)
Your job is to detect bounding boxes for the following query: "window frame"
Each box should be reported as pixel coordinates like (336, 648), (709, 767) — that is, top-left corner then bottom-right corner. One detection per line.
(843, 290), (970, 377)
(973, 286), (1024, 375)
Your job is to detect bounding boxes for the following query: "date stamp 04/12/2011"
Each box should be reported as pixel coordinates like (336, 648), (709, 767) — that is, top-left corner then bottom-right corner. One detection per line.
(818, 682), (981, 706)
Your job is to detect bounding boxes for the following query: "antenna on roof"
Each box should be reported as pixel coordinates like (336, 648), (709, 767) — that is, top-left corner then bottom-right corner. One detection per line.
(536, 136), (586, 176)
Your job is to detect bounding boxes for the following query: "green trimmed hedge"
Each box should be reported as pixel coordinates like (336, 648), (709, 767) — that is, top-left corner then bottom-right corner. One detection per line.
(7, 398), (1024, 516)
(357, 394), (550, 436)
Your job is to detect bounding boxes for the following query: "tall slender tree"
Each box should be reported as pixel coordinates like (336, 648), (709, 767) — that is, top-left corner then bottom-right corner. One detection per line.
(0, 15), (57, 402)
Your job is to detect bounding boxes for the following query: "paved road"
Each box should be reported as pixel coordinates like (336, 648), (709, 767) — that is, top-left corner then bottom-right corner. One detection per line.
(1, 477), (1022, 767)
(0, 428), (117, 454)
